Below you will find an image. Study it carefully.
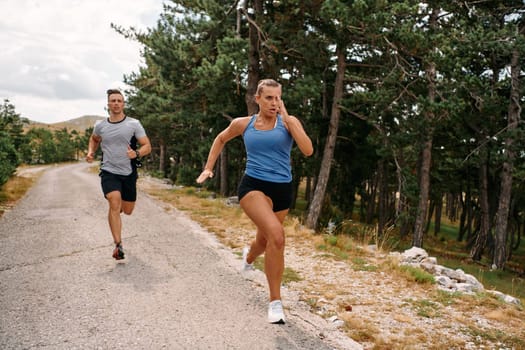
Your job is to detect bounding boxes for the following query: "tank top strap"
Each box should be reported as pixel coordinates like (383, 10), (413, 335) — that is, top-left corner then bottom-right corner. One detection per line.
(243, 115), (257, 136)
(276, 114), (283, 128)
(249, 114), (257, 126)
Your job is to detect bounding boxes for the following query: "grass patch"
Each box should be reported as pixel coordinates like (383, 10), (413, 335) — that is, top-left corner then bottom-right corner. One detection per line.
(1, 175), (34, 202)
(251, 257), (302, 285)
(316, 233), (366, 261)
(398, 265), (436, 285)
(283, 266), (302, 284)
(409, 298), (442, 318)
(463, 325), (525, 348)
(234, 252), (302, 285)
(351, 257), (378, 272)
(0, 167), (42, 217)
(433, 289), (461, 306)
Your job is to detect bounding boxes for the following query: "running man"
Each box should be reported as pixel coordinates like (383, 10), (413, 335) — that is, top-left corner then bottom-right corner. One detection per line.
(86, 89), (151, 260)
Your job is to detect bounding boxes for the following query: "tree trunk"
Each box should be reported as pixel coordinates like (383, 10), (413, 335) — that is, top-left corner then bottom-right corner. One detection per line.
(412, 9), (438, 248)
(457, 194), (467, 242)
(158, 140), (166, 175)
(305, 45), (346, 230)
(433, 195), (442, 236)
(225, 0), (261, 196)
(413, 135), (433, 247)
(365, 176), (378, 224)
(413, 6), (444, 247)
(377, 159), (387, 236)
(245, 0), (262, 115)
(493, 48), (521, 269)
(470, 156), (491, 261)
(425, 199), (435, 234)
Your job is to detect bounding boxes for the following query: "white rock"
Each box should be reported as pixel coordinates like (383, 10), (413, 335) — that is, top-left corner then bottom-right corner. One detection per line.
(402, 247), (429, 262)
(436, 275), (453, 289)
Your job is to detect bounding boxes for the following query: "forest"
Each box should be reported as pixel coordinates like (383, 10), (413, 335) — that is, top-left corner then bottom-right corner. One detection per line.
(1, 1), (524, 274)
(0, 99), (91, 182)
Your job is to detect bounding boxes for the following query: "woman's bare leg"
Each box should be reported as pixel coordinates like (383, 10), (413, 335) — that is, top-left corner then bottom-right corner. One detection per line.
(240, 191), (288, 301)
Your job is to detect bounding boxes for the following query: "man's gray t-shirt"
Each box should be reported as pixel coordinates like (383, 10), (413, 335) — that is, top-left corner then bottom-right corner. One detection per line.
(93, 116), (147, 176)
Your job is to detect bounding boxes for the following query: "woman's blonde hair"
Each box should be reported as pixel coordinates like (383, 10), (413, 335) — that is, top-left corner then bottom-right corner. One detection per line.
(256, 79), (281, 96)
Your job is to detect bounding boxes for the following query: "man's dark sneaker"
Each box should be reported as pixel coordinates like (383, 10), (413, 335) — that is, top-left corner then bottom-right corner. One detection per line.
(112, 243), (125, 260)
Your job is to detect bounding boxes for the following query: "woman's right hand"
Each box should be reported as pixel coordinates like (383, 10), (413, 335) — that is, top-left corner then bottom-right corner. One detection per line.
(196, 169), (214, 184)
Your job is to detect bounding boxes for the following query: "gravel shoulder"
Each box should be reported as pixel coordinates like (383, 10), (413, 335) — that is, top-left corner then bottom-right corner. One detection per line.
(138, 175), (525, 350)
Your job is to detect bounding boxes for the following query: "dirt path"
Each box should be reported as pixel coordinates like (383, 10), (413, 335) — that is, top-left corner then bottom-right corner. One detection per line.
(0, 162), (359, 349)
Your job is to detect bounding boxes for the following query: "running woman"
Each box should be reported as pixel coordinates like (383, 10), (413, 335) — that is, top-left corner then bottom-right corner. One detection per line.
(197, 79), (313, 323)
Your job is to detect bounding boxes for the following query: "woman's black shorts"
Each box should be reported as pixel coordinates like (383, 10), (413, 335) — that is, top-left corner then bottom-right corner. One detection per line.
(100, 170), (138, 202)
(237, 174), (292, 212)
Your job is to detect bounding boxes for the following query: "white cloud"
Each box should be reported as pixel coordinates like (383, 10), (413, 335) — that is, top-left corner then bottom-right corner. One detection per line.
(0, 0), (163, 123)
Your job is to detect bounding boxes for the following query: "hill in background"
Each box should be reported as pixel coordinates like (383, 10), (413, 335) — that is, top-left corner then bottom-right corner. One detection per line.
(25, 115), (105, 133)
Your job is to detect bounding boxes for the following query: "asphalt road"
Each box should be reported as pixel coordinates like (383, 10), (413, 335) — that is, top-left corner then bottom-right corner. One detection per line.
(0, 162), (361, 350)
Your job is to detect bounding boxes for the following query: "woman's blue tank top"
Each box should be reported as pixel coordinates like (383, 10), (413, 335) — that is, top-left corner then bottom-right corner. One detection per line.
(243, 114), (293, 183)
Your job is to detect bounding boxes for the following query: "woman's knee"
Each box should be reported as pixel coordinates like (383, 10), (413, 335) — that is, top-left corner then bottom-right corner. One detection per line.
(266, 225), (285, 250)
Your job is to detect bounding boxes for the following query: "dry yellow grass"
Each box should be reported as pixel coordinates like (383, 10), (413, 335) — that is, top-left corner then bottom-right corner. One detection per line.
(1, 176), (33, 201)
(137, 179), (525, 350)
(0, 166), (44, 215)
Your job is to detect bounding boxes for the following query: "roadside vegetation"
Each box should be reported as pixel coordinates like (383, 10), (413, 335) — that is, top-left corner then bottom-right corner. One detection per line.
(0, 166), (40, 216)
(0, 99), (92, 191)
(140, 182), (525, 300)
(138, 179), (524, 349)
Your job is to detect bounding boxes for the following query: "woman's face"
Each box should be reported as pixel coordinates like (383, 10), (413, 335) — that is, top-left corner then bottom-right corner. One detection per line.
(256, 86), (281, 116)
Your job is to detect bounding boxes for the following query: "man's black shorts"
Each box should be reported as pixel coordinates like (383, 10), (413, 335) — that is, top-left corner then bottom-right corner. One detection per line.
(237, 174), (292, 212)
(99, 170), (138, 202)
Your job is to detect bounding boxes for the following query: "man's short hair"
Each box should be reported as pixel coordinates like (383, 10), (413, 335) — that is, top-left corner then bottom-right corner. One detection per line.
(106, 89), (124, 101)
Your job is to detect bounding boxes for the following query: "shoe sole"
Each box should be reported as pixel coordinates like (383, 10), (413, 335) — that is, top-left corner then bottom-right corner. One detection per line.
(112, 249), (125, 260)
(269, 319), (285, 324)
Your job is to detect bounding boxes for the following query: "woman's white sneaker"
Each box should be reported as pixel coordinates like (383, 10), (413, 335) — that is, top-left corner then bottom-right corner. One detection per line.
(242, 247), (254, 271)
(268, 300), (286, 324)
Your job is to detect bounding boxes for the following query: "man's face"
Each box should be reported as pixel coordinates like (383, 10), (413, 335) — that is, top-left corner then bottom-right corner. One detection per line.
(107, 93), (124, 114)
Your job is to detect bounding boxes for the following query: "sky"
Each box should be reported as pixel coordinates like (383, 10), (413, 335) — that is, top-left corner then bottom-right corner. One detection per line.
(0, 0), (165, 124)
